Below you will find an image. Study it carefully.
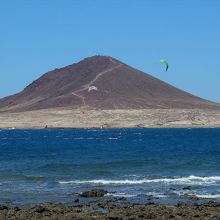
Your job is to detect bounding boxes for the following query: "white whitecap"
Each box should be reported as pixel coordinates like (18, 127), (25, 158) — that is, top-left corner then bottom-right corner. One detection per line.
(58, 176), (220, 185)
(106, 192), (136, 198)
(146, 192), (167, 198)
(189, 194), (220, 199)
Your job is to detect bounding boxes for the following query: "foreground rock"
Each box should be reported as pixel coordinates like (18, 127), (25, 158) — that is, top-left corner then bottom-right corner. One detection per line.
(1, 202), (220, 220)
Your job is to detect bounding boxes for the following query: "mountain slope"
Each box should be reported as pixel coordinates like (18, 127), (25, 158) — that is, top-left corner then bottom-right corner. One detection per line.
(0, 55), (219, 112)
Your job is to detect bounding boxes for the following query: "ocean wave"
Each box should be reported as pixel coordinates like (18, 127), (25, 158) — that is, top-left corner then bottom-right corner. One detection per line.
(146, 192), (167, 198)
(180, 192), (220, 199)
(87, 129), (98, 132)
(106, 192), (136, 198)
(194, 194), (220, 199)
(58, 176), (220, 185)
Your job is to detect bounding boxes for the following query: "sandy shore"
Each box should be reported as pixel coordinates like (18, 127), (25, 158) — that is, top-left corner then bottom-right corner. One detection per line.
(1, 201), (220, 219)
(0, 108), (220, 128)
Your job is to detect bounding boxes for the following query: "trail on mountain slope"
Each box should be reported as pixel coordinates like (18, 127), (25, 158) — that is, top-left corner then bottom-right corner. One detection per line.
(71, 63), (123, 107)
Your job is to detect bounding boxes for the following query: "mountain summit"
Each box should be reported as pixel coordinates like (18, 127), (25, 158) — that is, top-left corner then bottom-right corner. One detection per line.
(0, 55), (219, 111)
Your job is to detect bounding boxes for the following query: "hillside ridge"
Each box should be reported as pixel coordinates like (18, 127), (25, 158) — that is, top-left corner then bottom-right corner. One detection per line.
(0, 55), (219, 112)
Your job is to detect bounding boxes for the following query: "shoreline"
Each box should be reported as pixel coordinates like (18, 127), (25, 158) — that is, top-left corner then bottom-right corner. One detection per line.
(1, 126), (220, 129)
(1, 189), (220, 219)
(0, 108), (220, 129)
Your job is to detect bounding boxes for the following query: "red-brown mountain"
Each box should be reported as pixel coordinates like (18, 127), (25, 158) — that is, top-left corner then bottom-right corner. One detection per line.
(0, 55), (219, 111)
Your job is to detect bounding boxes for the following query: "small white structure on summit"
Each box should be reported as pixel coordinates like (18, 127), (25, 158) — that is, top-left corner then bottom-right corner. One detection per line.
(88, 86), (98, 92)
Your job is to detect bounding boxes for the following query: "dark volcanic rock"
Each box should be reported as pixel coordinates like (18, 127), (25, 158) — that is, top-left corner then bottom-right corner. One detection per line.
(1, 202), (220, 219)
(0, 55), (219, 112)
(80, 189), (108, 197)
(74, 198), (79, 203)
(182, 186), (192, 190)
(32, 205), (50, 213)
(0, 205), (8, 210)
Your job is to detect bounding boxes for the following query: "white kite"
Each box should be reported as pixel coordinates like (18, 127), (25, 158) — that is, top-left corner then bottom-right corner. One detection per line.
(88, 86), (98, 92)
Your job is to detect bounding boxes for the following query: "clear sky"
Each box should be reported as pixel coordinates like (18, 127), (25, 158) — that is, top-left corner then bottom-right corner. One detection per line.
(0, 0), (220, 102)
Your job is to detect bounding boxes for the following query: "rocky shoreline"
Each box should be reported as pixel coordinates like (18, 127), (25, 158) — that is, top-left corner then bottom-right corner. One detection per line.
(1, 201), (220, 220)
(1, 189), (220, 219)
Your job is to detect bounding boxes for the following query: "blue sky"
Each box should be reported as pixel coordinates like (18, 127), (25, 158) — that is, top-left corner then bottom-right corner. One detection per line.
(0, 0), (220, 102)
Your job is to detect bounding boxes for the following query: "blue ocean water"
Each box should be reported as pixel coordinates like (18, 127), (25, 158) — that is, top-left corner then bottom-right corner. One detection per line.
(0, 128), (220, 205)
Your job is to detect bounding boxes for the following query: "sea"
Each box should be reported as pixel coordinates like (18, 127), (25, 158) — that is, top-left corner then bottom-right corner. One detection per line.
(0, 128), (220, 206)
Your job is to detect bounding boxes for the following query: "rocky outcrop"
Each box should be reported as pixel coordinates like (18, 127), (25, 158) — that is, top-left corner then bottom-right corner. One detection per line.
(79, 189), (108, 197)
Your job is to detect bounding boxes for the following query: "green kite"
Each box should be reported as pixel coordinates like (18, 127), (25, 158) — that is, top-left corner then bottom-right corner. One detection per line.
(160, 59), (169, 72)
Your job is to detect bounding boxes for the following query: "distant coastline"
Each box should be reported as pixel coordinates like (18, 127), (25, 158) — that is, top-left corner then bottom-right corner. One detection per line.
(0, 108), (220, 129)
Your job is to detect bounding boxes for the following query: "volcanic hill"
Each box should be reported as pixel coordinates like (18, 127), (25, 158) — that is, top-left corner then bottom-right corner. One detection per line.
(0, 55), (219, 112)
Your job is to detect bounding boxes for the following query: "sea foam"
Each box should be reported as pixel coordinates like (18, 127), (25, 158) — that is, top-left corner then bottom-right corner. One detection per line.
(194, 194), (220, 199)
(58, 175), (220, 185)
